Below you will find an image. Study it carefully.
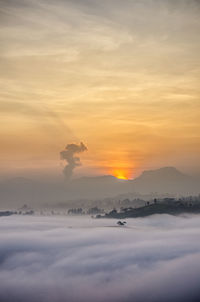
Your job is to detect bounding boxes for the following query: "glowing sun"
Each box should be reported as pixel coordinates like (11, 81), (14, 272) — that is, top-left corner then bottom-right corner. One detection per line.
(113, 170), (129, 180)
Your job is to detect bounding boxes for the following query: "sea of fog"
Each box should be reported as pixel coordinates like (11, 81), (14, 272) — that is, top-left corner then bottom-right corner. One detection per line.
(0, 214), (200, 302)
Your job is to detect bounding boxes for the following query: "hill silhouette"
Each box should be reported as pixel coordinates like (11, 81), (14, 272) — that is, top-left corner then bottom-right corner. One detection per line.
(0, 167), (199, 208)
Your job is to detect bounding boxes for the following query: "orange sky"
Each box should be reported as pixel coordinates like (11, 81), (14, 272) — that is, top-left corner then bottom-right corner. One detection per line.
(0, 0), (200, 179)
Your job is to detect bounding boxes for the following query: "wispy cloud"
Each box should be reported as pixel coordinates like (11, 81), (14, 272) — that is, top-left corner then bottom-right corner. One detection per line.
(0, 0), (200, 176)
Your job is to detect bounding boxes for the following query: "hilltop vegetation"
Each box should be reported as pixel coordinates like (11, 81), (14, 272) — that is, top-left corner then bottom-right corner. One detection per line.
(97, 197), (200, 219)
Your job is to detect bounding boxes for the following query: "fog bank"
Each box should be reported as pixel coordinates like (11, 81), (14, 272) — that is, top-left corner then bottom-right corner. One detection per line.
(0, 215), (200, 302)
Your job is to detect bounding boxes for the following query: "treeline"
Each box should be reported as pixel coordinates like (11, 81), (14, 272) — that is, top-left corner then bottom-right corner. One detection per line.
(0, 210), (35, 217)
(97, 197), (200, 219)
(68, 207), (104, 215)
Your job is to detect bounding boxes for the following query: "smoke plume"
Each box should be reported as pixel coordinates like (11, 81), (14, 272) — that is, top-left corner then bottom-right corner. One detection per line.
(60, 142), (87, 179)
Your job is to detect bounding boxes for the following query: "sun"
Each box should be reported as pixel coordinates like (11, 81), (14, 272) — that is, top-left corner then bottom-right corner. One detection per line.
(113, 170), (129, 180)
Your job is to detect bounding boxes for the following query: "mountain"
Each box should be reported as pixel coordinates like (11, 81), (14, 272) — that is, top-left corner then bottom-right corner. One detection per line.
(0, 175), (129, 209)
(0, 177), (65, 209)
(0, 167), (199, 209)
(68, 175), (131, 199)
(68, 167), (199, 199)
(132, 167), (198, 194)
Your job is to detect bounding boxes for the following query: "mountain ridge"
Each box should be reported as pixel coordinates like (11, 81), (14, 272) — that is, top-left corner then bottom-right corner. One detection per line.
(0, 167), (199, 208)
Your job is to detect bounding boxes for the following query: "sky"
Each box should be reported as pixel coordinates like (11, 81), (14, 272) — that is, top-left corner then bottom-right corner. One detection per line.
(1, 214), (200, 302)
(0, 0), (200, 180)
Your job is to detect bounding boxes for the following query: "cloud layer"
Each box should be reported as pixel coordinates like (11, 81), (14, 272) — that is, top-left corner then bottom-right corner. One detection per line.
(0, 214), (200, 301)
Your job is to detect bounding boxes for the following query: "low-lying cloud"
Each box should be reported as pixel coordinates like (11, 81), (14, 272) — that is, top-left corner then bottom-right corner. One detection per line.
(0, 214), (200, 302)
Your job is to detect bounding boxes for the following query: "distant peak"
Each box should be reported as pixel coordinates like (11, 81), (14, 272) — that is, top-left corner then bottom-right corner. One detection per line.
(137, 167), (187, 180)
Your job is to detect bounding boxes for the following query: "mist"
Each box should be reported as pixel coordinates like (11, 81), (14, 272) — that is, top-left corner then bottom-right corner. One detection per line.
(0, 214), (200, 302)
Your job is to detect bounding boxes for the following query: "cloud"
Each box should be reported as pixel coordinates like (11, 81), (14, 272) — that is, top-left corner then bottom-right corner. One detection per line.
(0, 214), (200, 302)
